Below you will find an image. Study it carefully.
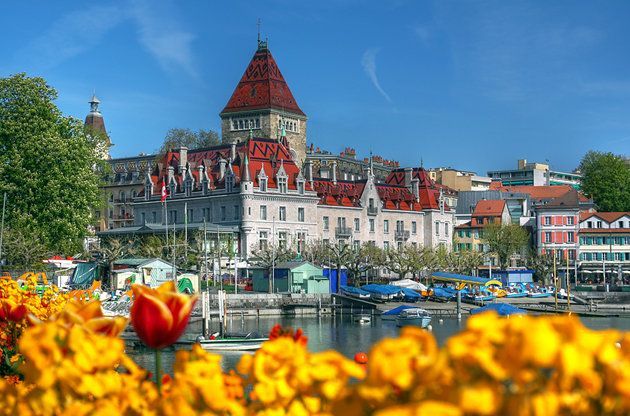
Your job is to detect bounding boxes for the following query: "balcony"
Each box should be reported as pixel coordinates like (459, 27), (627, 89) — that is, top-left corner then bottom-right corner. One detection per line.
(335, 226), (353, 239)
(367, 206), (378, 216)
(395, 229), (410, 241)
(111, 214), (134, 222)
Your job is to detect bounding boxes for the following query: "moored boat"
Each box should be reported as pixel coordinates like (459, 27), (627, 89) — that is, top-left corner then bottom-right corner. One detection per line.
(396, 308), (432, 328)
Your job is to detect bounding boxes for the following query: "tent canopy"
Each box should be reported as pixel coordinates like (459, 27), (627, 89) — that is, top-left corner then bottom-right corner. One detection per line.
(431, 271), (503, 287)
(391, 279), (427, 291)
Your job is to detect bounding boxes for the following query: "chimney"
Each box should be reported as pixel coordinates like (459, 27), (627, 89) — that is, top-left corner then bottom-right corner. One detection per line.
(305, 159), (313, 187)
(411, 179), (419, 202)
(404, 167), (413, 189)
(230, 143), (236, 162)
(219, 157), (227, 180)
(179, 147), (188, 174)
(331, 160), (337, 185)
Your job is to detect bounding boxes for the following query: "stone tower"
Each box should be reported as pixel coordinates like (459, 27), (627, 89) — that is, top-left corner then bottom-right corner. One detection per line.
(84, 94), (111, 160)
(220, 39), (307, 166)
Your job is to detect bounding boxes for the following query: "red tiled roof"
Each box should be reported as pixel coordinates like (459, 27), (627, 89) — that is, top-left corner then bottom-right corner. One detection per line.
(148, 138), (309, 196)
(313, 167), (445, 212)
(312, 180), (366, 207)
(580, 212), (630, 223)
(85, 114), (106, 135)
(384, 167), (443, 210)
(221, 45), (304, 116)
(472, 200), (506, 217)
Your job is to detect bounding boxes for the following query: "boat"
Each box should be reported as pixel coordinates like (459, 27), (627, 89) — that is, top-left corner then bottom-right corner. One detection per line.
(354, 315), (371, 325)
(526, 284), (552, 298)
(381, 305), (417, 321)
(340, 285), (372, 300)
(396, 308), (432, 328)
(463, 287), (495, 303)
(471, 303), (526, 316)
(361, 284), (403, 302)
(189, 332), (268, 351)
(505, 284), (527, 298)
(430, 286), (457, 302)
(400, 287), (423, 302)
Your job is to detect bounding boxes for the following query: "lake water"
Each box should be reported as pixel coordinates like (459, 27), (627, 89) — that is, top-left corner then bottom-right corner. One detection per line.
(128, 313), (630, 375)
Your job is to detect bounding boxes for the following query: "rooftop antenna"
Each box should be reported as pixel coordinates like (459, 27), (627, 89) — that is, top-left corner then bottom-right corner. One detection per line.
(420, 157), (424, 168)
(257, 18), (261, 43)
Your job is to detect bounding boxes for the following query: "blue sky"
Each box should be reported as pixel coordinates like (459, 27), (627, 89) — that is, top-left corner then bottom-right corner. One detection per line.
(1, 1), (629, 174)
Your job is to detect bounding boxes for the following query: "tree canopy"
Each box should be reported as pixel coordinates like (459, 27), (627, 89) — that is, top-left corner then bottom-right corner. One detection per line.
(579, 150), (630, 212)
(0, 74), (105, 263)
(158, 128), (220, 154)
(481, 223), (530, 269)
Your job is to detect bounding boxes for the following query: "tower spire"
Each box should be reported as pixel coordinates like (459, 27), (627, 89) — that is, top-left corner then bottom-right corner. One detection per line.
(89, 93), (101, 114)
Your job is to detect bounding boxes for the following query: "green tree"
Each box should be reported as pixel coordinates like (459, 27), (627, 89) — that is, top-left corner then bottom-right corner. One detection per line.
(527, 250), (555, 285)
(579, 151), (630, 211)
(158, 128), (220, 154)
(345, 242), (385, 285)
(92, 236), (137, 286)
(2, 227), (50, 270)
(481, 223), (529, 269)
(0, 74), (105, 259)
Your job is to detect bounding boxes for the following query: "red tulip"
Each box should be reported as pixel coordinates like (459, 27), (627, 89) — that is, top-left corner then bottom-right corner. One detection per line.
(0, 300), (28, 322)
(130, 282), (197, 349)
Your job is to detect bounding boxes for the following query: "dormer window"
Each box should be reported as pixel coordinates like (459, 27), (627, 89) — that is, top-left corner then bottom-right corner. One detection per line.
(226, 175), (234, 193)
(278, 177), (288, 193)
(259, 178), (267, 192)
(297, 180), (305, 195)
(144, 184), (151, 201)
(185, 180), (192, 196)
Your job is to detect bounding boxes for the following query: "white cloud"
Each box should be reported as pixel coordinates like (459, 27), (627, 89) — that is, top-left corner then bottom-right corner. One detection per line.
(413, 25), (431, 44)
(129, 0), (198, 79)
(361, 48), (392, 103)
(16, 5), (125, 70)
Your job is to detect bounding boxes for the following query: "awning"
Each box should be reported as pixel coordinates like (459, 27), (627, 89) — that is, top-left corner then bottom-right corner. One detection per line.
(431, 271), (503, 287)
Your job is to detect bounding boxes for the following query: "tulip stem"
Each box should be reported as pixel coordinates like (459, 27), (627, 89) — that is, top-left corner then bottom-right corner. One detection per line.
(154, 348), (162, 394)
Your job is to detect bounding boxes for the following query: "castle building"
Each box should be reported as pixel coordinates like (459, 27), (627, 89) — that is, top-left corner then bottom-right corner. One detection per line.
(220, 39), (307, 166)
(95, 40), (455, 272)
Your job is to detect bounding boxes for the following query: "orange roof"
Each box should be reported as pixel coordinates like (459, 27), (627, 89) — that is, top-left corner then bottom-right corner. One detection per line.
(495, 184), (590, 204)
(472, 200), (506, 217)
(580, 212), (630, 223)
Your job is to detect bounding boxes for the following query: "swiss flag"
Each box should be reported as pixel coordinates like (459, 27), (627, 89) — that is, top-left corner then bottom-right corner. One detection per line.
(161, 181), (168, 203)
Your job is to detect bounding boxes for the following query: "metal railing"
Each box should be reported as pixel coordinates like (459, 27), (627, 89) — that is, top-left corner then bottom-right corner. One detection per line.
(395, 230), (410, 240)
(367, 206), (378, 215)
(335, 226), (353, 238)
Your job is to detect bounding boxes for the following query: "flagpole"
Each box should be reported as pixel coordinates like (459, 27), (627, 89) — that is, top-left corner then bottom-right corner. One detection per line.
(184, 201), (188, 263)
(0, 193), (6, 270)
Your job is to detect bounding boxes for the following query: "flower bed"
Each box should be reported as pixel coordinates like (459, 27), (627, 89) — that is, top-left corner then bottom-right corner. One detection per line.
(1, 278), (630, 415)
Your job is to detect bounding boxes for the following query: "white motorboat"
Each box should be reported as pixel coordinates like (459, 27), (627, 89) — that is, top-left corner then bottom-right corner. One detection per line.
(354, 315), (371, 325)
(396, 308), (432, 328)
(196, 336), (268, 351)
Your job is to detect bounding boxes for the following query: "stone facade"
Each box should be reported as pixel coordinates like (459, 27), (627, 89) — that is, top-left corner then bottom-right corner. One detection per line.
(221, 109), (307, 165)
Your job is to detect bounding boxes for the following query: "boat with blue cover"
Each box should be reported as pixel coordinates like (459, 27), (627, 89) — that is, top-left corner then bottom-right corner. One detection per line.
(381, 305), (417, 321)
(396, 308), (432, 328)
(340, 285), (371, 300)
(361, 284), (403, 302)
